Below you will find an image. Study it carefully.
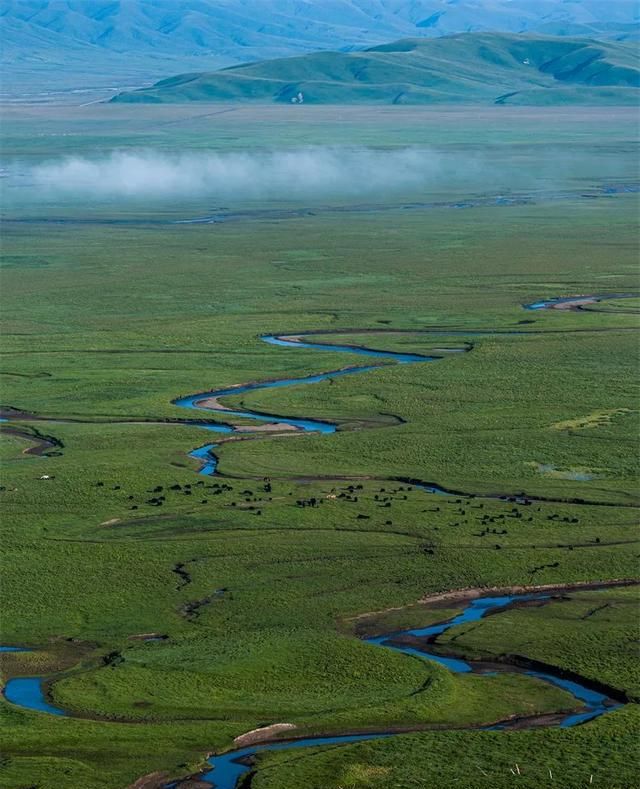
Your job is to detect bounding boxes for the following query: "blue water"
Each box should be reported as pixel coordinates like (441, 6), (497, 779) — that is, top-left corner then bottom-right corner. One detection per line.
(179, 304), (638, 477)
(189, 442), (220, 475)
(523, 293), (634, 311)
(525, 672), (618, 727)
(365, 596), (541, 674)
(174, 335), (438, 474)
(1, 645), (66, 716)
(3, 677), (67, 716)
(524, 297), (590, 311)
(194, 422), (234, 434)
(262, 334), (431, 364)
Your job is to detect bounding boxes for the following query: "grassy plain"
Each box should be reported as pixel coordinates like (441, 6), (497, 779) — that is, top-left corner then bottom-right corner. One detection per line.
(0, 105), (638, 788)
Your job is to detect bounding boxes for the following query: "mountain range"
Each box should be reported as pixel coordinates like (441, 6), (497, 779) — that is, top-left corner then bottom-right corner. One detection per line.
(2, 1), (639, 96)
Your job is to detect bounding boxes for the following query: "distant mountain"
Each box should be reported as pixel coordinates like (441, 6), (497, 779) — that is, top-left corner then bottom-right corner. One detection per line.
(111, 33), (640, 106)
(2, 1), (639, 96)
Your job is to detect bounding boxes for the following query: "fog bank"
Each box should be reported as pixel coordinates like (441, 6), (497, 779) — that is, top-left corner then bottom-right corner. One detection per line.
(30, 147), (513, 201)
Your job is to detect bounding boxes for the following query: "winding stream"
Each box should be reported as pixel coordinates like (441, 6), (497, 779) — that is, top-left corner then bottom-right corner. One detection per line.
(173, 293), (636, 493)
(187, 592), (622, 789)
(173, 338), (438, 475)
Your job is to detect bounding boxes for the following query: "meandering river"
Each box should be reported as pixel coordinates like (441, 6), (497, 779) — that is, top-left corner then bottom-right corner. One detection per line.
(1, 589), (626, 789)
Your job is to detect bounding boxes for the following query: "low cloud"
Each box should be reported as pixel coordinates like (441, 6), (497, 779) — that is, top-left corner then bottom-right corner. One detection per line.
(30, 147), (489, 201)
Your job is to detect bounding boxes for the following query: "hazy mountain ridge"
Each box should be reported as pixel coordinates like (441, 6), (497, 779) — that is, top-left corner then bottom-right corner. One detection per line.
(111, 33), (640, 106)
(3, 0), (639, 94)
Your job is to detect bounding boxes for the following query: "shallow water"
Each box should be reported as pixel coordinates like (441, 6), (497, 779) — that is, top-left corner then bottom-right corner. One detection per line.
(174, 338), (436, 476)
(525, 672), (611, 728)
(365, 595), (535, 672)
(188, 442), (220, 475)
(535, 463), (598, 482)
(262, 334), (430, 363)
(3, 675), (66, 716)
(523, 293), (633, 311)
(174, 361), (405, 436)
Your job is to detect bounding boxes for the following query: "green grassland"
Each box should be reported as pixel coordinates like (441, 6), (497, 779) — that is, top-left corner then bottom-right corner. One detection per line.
(1, 105), (639, 788)
(0, 431), (34, 461)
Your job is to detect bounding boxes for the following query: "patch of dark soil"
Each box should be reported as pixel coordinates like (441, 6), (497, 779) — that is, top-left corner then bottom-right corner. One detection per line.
(180, 589), (227, 620)
(173, 562), (192, 590)
(1, 425), (63, 457)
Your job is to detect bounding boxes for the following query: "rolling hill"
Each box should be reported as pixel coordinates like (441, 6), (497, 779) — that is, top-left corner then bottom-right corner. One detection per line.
(2, 1), (639, 96)
(111, 33), (640, 106)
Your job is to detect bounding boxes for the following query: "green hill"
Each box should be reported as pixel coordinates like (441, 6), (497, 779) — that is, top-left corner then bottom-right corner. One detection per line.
(112, 33), (640, 105)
